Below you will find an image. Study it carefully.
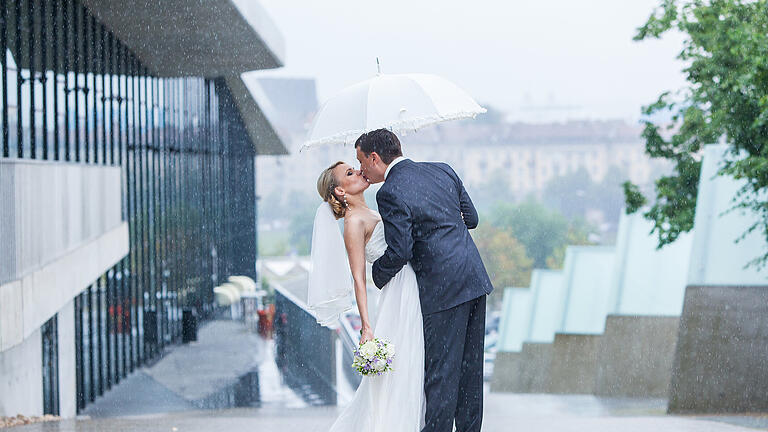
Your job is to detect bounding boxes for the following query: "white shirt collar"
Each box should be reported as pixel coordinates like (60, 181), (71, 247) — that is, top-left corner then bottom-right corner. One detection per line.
(384, 156), (407, 180)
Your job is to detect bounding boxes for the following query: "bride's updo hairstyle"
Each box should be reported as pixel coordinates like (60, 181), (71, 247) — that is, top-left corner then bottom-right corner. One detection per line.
(317, 161), (348, 219)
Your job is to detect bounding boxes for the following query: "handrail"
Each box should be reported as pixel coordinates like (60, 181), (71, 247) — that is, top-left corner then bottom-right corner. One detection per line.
(337, 315), (359, 353)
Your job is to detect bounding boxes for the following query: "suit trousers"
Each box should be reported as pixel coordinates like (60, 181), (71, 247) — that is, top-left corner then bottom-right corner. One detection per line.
(421, 295), (486, 432)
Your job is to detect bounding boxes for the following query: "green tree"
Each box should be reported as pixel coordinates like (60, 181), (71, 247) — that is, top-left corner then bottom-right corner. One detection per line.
(488, 200), (572, 268)
(471, 224), (533, 308)
(545, 218), (595, 269)
(627, 0), (768, 268)
(288, 201), (316, 255)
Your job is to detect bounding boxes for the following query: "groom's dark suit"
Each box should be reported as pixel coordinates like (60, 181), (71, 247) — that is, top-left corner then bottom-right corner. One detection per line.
(372, 158), (493, 432)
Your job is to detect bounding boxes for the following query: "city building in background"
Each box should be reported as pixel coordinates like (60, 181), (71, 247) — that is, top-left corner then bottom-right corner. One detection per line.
(0, 0), (285, 418)
(254, 92), (666, 242)
(405, 120), (663, 196)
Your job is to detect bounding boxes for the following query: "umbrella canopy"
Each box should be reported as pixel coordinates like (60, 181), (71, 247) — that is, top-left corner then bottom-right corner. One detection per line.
(302, 73), (485, 149)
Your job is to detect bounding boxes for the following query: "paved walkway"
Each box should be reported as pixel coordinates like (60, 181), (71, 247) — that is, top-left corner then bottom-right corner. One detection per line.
(21, 318), (767, 431)
(13, 396), (768, 432)
(142, 320), (264, 404)
(81, 320), (265, 417)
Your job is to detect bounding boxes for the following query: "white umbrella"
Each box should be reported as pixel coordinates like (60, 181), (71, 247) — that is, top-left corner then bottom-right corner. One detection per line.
(302, 71), (485, 150)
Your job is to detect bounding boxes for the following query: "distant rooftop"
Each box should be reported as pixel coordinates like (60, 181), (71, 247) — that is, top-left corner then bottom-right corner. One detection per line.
(407, 119), (646, 146)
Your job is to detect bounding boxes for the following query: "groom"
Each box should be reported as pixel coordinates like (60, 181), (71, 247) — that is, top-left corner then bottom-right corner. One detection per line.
(356, 129), (493, 432)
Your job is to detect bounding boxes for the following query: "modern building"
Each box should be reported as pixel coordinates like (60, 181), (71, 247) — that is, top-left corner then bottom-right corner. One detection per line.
(0, 0), (286, 418)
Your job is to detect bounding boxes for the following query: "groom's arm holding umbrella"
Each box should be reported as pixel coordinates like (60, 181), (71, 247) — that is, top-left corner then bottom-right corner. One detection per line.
(372, 186), (413, 289)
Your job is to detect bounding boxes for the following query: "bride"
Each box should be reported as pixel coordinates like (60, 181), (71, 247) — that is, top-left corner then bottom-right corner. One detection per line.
(309, 161), (425, 431)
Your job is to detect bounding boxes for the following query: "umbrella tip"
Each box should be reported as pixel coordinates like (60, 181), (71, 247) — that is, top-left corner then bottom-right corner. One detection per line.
(376, 57), (381, 75)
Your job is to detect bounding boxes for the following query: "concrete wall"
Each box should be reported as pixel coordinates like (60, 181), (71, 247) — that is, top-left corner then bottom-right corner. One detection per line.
(547, 334), (601, 394)
(496, 288), (532, 352)
(489, 352), (523, 393)
(525, 270), (564, 344)
(491, 272), (560, 393)
(559, 246), (615, 335)
(58, 300), (77, 418)
(503, 342), (554, 394)
(0, 328), (43, 417)
(669, 285), (768, 413)
(687, 144), (768, 286)
(520, 343), (554, 393)
(668, 144), (768, 413)
(589, 212), (691, 398)
(0, 223), (128, 353)
(0, 160), (127, 354)
(608, 211), (693, 316)
(595, 315), (679, 398)
(0, 300), (77, 418)
(0, 160), (123, 285)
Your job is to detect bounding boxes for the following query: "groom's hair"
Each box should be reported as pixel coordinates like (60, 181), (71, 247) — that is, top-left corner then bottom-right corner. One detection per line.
(354, 129), (403, 164)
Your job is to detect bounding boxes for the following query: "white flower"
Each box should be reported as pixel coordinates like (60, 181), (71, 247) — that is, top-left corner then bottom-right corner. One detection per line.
(374, 359), (387, 371)
(385, 342), (396, 359)
(359, 341), (378, 360)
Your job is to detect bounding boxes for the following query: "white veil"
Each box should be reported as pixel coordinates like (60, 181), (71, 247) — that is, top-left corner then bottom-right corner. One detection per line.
(307, 202), (355, 328)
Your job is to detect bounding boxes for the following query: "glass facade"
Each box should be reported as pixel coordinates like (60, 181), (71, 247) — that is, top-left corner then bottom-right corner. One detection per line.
(0, 0), (259, 413)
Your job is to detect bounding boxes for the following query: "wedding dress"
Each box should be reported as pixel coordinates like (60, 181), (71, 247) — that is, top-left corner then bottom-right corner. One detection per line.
(328, 220), (426, 431)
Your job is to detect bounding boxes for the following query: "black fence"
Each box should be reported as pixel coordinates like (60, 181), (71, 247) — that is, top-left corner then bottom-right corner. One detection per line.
(273, 287), (337, 406)
(41, 314), (59, 416)
(0, 0), (260, 414)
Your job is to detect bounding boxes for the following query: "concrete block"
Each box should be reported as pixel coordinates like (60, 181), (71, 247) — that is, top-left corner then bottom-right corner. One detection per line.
(58, 300), (77, 418)
(595, 315), (679, 398)
(0, 328), (43, 417)
(559, 247), (616, 334)
(490, 352), (524, 393)
(0, 281), (23, 351)
(547, 333), (601, 394)
(516, 343), (554, 393)
(526, 270), (564, 344)
(497, 288), (532, 352)
(687, 144), (768, 285)
(0, 222), (129, 351)
(608, 211), (692, 316)
(668, 285), (768, 413)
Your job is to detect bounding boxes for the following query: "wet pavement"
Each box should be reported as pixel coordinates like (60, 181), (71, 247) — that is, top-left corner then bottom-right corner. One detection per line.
(11, 396), (768, 432)
(79, 370), (196, 418)
(18, 319), (767, 432)
(81, 320), (265, 417)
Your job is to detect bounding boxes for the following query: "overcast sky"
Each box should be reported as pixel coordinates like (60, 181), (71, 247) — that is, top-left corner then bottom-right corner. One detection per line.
(253, 0), (687, 123)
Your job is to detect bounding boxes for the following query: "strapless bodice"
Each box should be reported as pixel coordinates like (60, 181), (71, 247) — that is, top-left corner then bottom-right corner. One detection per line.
(365, 221), (387, 263)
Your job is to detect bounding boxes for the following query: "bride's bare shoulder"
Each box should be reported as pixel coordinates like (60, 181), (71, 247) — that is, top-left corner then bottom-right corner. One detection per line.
(343, 214), (366, 237)
(344, 212), (377, 244)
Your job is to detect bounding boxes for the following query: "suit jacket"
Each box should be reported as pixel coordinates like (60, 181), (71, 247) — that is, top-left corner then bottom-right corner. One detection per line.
(372, 159), (493, 315)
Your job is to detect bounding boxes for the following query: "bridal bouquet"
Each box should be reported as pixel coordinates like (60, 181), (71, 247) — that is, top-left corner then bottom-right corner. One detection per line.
(352, 338), (395, 376)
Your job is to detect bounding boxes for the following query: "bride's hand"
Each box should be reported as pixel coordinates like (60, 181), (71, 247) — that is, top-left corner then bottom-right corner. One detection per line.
(360, 325), (374, 345)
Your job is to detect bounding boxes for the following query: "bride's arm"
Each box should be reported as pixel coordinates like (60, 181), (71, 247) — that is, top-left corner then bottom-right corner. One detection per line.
(344, 218), (374, 344)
